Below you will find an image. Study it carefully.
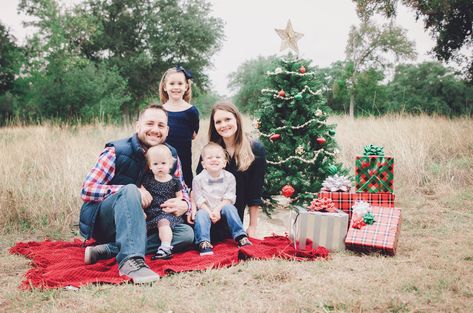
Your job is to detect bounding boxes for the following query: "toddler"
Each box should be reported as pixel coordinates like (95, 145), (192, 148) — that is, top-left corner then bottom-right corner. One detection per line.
(191, 142), (251, 256)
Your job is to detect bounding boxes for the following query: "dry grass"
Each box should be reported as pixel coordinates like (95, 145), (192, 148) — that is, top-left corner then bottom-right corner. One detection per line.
(1, 115), (473, 312)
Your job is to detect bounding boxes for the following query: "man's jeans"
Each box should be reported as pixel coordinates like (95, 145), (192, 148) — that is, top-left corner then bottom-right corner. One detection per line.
(194, 204), (246, 244)
(90, 185), (193, 267)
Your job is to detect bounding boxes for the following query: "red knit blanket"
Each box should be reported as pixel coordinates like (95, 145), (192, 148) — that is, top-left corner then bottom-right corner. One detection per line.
(10, 235), (328, 289)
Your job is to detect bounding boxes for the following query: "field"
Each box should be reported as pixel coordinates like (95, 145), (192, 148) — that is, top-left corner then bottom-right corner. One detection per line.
(1, 115), (472, 312)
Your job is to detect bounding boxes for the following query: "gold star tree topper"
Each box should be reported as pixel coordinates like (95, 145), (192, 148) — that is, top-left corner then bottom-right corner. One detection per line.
(275, 20), (304, 54)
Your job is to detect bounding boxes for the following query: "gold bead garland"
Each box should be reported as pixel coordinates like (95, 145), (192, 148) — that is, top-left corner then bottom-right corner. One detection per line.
(266, 149), (335, 165)
(257, 118), (324, 138)
(261, 85), (323, 100)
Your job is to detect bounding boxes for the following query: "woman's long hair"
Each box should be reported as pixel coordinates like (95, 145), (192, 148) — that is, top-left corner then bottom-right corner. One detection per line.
(159, 67), (192, 104)
(209, 102), (255, 171)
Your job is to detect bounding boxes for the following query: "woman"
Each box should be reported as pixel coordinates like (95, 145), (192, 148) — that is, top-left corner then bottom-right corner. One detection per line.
(196, 101), (266, 240)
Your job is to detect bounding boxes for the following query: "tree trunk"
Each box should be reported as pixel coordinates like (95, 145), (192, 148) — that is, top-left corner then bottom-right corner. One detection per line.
(349, 91), (355, 118)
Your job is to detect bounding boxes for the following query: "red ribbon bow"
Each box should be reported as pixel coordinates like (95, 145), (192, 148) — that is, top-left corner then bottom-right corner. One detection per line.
(308, 197), (337, 213)
(352, 219), (367, 229)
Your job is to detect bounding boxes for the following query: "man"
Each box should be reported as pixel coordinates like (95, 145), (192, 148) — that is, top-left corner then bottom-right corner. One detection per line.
(79, 104), (194, 284)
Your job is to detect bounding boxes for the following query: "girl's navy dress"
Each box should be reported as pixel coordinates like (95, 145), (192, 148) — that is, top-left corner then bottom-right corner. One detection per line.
(166, 106), (199, 188)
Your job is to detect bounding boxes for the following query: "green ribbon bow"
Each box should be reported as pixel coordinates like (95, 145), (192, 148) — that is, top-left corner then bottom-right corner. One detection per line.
(363, 144), (384, 156)
(363, 211), (375, 225)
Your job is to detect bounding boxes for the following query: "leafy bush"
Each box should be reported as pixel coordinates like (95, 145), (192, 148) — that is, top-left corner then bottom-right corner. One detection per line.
(15, 56), (130, 123)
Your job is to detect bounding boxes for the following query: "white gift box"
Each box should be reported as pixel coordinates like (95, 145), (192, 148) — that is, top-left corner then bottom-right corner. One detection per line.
(289, 207), (349, 251)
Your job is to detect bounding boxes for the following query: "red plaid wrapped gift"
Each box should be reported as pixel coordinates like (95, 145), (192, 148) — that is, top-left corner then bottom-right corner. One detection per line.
(345, 206), (401, 256)
(355, 156), (394, 193)
(318, 191), (395, 219)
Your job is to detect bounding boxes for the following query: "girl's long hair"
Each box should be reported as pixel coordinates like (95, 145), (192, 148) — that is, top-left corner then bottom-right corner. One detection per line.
(209, 102), (255, 171)
(159, 68), (192, 104)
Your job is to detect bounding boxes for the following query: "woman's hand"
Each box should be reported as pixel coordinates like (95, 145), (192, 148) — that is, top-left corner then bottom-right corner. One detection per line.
(246, 225), (256, 238)
(161, 198), (188, 216)
(247, 205), (260, 238)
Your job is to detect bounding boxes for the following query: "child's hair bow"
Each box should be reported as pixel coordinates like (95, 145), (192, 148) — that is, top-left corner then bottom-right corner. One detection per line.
(176, 64), (193, 80)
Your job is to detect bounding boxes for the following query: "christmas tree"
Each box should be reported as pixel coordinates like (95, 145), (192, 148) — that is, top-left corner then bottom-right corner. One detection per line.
(256, 22), (345, 210)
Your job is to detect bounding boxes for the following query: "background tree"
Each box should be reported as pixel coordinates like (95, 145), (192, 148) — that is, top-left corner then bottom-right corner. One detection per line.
(227, 55), (277, 114)
(256, 55), (345, 210)
(319, 61), (350, 113)
(0, 24), (22, 94)
(345, 20), (416, 117)
(386, 61), (473, 115)
(17, 59), (130, 122)
(12, 0), (130, 122)
(353, 68), (387, 115)
(321, 61), (387, 115)
(353, 0), (473, 81)
(0, 23), (24, 124)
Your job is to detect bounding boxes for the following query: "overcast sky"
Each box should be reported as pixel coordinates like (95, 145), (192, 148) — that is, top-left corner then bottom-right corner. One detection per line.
(1, 0), (436, 96)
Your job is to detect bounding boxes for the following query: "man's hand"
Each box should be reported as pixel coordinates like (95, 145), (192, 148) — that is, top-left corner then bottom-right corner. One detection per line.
(161, 198), (188, 217)
(139, 186), (152, 209)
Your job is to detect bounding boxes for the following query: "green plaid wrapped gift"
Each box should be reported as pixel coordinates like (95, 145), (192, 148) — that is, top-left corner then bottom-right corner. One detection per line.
(355, 156), (394, 193)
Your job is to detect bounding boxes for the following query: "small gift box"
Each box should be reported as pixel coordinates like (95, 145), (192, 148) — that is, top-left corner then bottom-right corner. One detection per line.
(345, 206), (402, 256)
(290, 200), (349, 251)
(355, 145), (394, 193)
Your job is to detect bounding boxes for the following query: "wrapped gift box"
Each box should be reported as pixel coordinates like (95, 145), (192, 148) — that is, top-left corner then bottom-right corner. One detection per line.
(355, 156), (394, 193)
(289, 207), (349, 251)
(318, 191), (395, 219)
(345, 206), (401, 256)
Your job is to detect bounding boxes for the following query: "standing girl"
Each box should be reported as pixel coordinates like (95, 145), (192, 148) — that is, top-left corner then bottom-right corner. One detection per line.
(159, 66), (199, 188)
(195, 102), (266, 240)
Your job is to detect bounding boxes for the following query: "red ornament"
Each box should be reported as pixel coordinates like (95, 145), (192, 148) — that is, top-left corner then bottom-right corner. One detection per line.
(299, 66), (306, 74)
(278, 89), (286, 97)
(281, 185), (295, 198)
(270, 134), (281, 141)
(316, 137), (326, 145)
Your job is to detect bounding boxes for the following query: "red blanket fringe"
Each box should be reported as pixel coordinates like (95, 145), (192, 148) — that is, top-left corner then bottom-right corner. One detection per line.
(10, 235), (328, 289)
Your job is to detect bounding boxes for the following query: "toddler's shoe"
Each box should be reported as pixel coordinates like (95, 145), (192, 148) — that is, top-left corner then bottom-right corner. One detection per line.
(198, 241), (214, 256)
(237, 236), (252, 247)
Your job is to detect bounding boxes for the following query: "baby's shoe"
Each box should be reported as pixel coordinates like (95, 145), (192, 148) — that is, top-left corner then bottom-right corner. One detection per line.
(151, 246), (173, 260)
